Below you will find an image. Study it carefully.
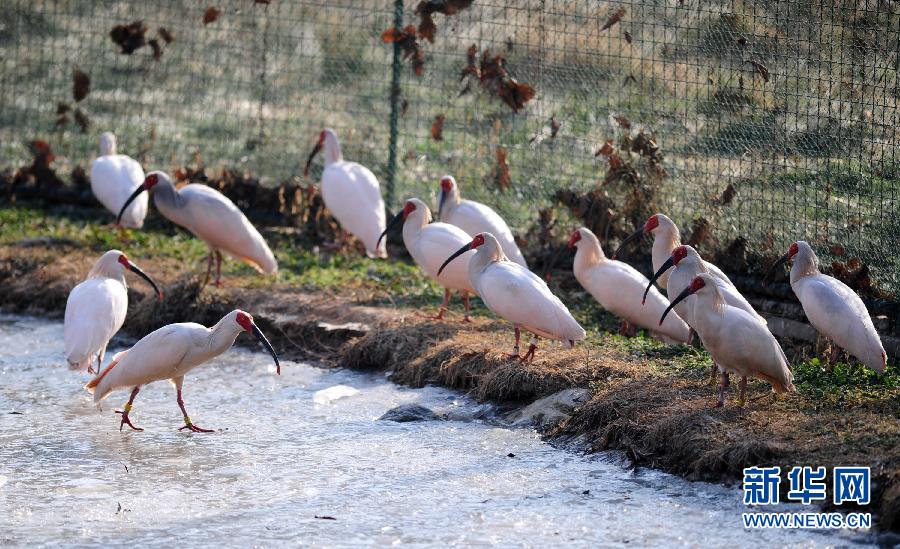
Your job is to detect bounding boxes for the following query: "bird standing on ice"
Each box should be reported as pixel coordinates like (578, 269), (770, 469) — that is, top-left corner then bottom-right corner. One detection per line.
(568, 227), (690, 344)
(439, 232), (585, 362)
(768, 241), (886, 372)
(86, 310), (280, 432)
(304, 128), (387, 258)
(661, 274), (794, 407)
(117, 172), (277, 286)
(437, 175), (527, 267)
(614, 213), (732, 291)
(65, 250), (162, 373)
(377, 198), (477, 320)
(90, 132), (148, 228)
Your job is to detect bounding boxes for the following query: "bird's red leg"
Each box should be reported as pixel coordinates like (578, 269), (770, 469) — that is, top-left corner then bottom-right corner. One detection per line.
(419, 288), (450, 321)
(505, 326), (522, 359)
(176, 389), (214, 433)
(115, 386), (144, 431)
(520, 338), (538, 363)
(461, 292), (473, 323)
(202, 252), (213, 288)
(713, 372), (729, 408)
(737, 376), (747, 407)
(214, 250), (223, 287)
(708, 361), (719, 385)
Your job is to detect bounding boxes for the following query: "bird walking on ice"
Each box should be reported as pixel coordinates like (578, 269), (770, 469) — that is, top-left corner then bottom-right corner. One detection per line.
(377, 198), (477, 321)
(568, 228), (690, 344)
(438, 232), (585, 362)
(86, 310), (280, 432)
(304, 128), (387, 258)
(437, 175), (527, 267)
(661, 274), (794, 407)
(767, 241), (886, 373)
(117, 172), (277, 286)
(64, 250), (162, 373)
(90, 132), (148, 228)
(614, 213), (732, 291)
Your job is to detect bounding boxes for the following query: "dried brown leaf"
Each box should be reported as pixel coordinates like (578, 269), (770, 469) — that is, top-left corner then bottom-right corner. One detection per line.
(149, 39), (162, 61)
(623, 30), (632, 44)
(72, 69), (90, 102)
(203, 7), (221, 25)
(73, 108), (90, 133)
(595, 140), (615, 157)
(415, 0), (473, 42)
(497, 78), (534, 112)
(550, 116), (561, 138)
(830, 245), (845, 256)
(431, 114), (445, 141)
(612, 114), (631, 129)
(56, 102), (71, 115)
(720, 183), (736, 205)
(29, 140), (54, 164)
(601, 7), (625, 31)
(110, 20), (147, 54)
(495, 146), (511, 191)
(746, 60), (769, 82)
(158, 27), (174, 44)
(381, 26), (426, 76)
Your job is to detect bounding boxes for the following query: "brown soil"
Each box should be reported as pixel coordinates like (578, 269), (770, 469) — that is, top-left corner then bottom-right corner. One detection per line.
(1, 243), (898, 532)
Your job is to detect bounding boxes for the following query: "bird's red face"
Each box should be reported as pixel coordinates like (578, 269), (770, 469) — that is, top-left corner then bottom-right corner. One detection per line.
(440, 177), (453, 192)
(644, 214), (659, 233)
(567, 230), (582, 249)
(470, 234), (486, 249)
(788, 242), (799, 258)
(402, 201), (417, 219)
(144, 173), (159, 190)
(318, 130), (326, 146)
(236, 311), (254, 332)
(117, 253), (131, 269)
(659, 275), (706, 326)
(671, 245), (688, 265)
(690, 276), (706, 293)
(117, 253), (163, 300)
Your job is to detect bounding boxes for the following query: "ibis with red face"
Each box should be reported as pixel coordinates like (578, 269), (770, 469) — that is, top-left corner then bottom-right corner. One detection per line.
(304, 128), (387, 258)
(64, 250), (162, 373)
(768, 241), (886, 372)
(377, 198), (477, 320)
(437, 175), (526, 267)
(85, 310), (280, 432)
(569, 227), (690, 343)
(117, 171), (277, 286)
(439, 232), (585, 361)
(661, 274), (794, 407)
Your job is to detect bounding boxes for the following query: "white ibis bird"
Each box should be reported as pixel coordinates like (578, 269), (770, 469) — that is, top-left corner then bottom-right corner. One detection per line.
(90, 132), (148, 228)
(437, 175), (527, 267)
(614, 213), (732, 291)
(304, 128), (387, 258)
(438, 232), (585, 361)
(768, 241), (886, 372)
(377, 198), (476, 320)
(661, 274), (794, 407)
(64, 250), (162, 373)
(86, 310), (279, 432)
(117, 172), (277, 286)
(569, 228), (690, 344)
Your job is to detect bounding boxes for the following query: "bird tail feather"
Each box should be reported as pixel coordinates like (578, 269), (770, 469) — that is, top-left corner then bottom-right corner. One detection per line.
(85, 350), (127, 396)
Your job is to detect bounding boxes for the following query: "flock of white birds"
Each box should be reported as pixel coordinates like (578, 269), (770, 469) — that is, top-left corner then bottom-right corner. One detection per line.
(61, 128), (888, 431)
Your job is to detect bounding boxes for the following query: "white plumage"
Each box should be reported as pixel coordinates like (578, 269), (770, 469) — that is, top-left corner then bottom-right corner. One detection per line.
(437, 175), (526, 267)
(306, 128), (387, 258)
(90, 132), (148, 228)
(777, 241), (886, 373)
(64, 250), (161, 372)
(570, 228), (690, 344)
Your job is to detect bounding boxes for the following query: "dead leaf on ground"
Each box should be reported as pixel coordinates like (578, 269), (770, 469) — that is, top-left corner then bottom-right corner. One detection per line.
(746, 60), (770, 82)
(497, 78), (535, 112)
(29, 140), (55, 165)
(381, 26), (426, 76)
(830, 245), (845, 256)
(686, 217), (711, 247)
(495, 146), (511, 191)
(720, 183), (736, 205)
(624, 30), (632, 44)
(110, 20), (147, 54)
(73, 109), (90, 133)
(158, 27), (174, 43)
(550, 116), (561, 138)
(203, 7), (222, 25)
(149, 39), (162, 61)
(431, 114), (445, 141)
(459, 44), (479, 81)
(72, 69), (90, 102)
(612, 114), (631, 128)
(595, 140), (615, 157)
(601, 7), (625, 31)
(415, 0), (474, 42)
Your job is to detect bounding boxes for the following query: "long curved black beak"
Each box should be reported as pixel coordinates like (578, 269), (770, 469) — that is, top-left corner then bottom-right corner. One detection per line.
(438, 189), (448, 219)
(127, 262), (163, 300)
(116, 183), (147, 225)
(251, 323), (280, 375)
(612, 227), (645, 259)
(660, 284), (695, 326)
(303, 142), (323, 177)
(376, 210), (405, 250)
(764, 253), (791, 287)
(643, 256), (675, 305)
(437, 242), (471, 277)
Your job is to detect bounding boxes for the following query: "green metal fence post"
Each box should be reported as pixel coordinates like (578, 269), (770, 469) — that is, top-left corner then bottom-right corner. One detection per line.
(385, 0), (403, 208)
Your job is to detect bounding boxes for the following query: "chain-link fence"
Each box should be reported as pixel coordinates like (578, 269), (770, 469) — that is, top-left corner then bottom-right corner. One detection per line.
(2, 1), (898, 297)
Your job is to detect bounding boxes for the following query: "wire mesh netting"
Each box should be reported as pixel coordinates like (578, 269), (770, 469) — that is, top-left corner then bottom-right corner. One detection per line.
(1, 1), (898, 296)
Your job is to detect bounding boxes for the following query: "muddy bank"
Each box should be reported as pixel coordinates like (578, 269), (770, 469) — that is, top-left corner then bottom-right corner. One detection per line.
(1, 243), (898, 532)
